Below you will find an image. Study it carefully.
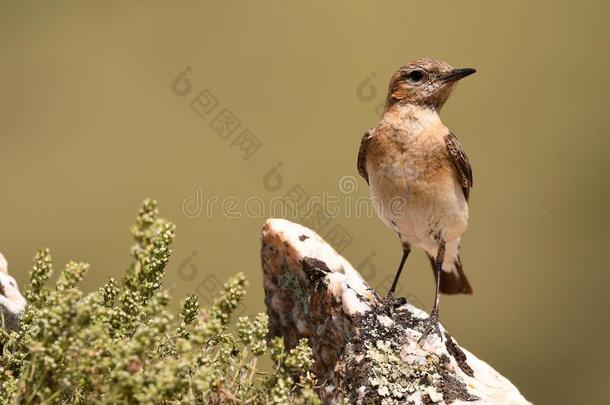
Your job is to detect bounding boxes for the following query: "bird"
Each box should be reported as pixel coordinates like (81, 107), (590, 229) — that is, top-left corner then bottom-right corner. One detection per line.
(357, 58), (475, 339)
(0, 253), (27, 332)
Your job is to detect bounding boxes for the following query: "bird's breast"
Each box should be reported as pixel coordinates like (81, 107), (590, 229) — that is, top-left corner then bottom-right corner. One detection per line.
(367, 130), (449, 189)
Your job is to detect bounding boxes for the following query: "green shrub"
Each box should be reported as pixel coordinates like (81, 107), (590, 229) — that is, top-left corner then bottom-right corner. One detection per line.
(0, 199), (320, 404)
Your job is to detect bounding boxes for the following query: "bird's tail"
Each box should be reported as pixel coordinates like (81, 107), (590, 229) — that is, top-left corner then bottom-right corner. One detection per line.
(427, 254), (473, 295)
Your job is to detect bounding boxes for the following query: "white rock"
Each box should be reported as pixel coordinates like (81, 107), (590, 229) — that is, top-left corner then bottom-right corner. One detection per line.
(262, 218), (531, 405)
(0, 256), (27, 331)
(0, 253), (7, 274)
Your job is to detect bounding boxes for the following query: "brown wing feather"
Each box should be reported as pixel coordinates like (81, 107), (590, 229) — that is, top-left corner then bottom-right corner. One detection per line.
(357, 129), (373, 184)
(444, 132), (473, 201)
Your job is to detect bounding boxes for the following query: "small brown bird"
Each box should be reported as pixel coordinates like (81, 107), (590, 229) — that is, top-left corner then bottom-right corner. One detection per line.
(357, 58), (475, 338)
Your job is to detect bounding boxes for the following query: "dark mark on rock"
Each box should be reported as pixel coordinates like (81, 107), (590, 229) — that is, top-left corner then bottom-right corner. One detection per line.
(301, 257), (331, 285)
(439, 355), (479, 402)
(444, 332), (474, 377)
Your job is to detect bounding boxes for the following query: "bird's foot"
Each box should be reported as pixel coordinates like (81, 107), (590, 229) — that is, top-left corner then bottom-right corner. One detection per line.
(383, 293), (407, 316)
(418, 310), (443, 344)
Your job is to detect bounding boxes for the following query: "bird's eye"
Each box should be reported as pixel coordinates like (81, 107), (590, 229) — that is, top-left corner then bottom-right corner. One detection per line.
(406, 70), (425, 83)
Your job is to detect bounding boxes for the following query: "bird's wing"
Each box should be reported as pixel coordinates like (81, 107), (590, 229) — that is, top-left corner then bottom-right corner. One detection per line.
(357, 129), (373, 184)
(444, 132), (473, 201)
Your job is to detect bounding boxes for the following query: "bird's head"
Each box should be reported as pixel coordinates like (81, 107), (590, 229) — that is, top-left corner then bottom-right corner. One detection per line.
(386, 58), (475, 111)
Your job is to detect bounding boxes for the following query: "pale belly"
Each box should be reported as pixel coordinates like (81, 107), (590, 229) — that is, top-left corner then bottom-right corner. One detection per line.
(367, 157), (469, 256)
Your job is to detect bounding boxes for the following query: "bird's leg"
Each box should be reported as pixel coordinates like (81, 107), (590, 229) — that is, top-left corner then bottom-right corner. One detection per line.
(431, 241), (445, 319)
(419, 240), (446, 343)
(387, 245), (410, 298)
(385, 246), (411, 314)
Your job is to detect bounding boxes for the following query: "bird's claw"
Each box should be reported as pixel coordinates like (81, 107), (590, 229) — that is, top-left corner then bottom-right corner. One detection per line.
(418, 311), (443, 344)
(383, 293), (407, 316)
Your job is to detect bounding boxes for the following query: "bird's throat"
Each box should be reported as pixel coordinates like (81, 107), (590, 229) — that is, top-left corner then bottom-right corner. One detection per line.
(383, 104), (442, 135)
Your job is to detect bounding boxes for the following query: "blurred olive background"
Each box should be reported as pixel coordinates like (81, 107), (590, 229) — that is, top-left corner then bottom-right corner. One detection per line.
(1, 1), (608, 403)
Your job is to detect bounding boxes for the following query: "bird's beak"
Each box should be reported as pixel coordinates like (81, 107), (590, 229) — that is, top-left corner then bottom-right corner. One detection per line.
(441, 68), (476, 83)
